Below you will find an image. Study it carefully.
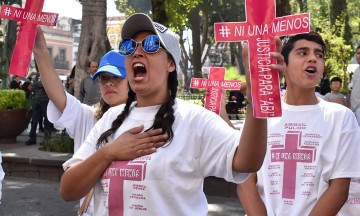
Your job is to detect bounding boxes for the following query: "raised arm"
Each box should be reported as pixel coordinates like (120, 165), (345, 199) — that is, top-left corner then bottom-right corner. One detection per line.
(232, 37), (284, 172)
(30, 25), (67, 112)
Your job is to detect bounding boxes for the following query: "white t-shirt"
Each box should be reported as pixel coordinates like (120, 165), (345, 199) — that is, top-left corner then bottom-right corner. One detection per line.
(63, 98), (249, 216)
(0, 152), (4, 204)
(339, 178), (360, 216)
(47, 91), (96, 152)
(351, 66), (360, 112)
(257, 100), (360, 216)
(47, 91), (96, 216)
(351, 66), (360, 126)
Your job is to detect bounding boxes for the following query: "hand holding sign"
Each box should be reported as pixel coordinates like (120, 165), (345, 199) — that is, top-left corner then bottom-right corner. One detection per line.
(214, 0), (310, 118)
(242, 37), (285, 106)
(0, 0), (58, 77)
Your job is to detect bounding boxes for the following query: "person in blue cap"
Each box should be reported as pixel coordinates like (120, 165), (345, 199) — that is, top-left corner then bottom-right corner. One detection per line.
(25, 25), (167, 216)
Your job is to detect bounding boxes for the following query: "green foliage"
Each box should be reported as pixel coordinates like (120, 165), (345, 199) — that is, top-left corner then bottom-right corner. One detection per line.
(41, 132), (74, 153)
(0, 89), (30, 109)
(115, 0), (152, 16)
(224, 66), (245, 82)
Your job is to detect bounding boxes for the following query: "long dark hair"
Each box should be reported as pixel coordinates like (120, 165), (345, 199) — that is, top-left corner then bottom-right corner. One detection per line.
(96, 54), (178, 149)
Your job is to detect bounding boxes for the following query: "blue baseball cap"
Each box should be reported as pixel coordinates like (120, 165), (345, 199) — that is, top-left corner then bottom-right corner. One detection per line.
(92, 50), (126, 80)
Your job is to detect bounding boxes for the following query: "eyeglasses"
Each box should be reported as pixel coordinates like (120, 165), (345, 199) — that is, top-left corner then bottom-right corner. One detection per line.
(119, 35), (161, 55)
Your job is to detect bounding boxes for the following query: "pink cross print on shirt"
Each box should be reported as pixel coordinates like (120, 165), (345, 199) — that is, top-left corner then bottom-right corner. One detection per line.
(271, 131), (316, 199)
(102, 160), (147, 216)
(0, 0), (58, 77)
(214, 0), (310, 118)
(190, 67), (241, 115)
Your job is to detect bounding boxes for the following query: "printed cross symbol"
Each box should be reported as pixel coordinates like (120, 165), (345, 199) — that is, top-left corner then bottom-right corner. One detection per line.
(190, 67), (241, 115)
(0, 0), (58, 77)
(214, 0), (310, 118)
(271, 131), (316, 199)
(102, 160), (147, 216)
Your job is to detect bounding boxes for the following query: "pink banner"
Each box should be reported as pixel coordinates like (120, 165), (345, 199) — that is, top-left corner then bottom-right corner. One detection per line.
(0, 0), (58, 77)
(214, 0), (310, 118)
(190, 67), (241, 115)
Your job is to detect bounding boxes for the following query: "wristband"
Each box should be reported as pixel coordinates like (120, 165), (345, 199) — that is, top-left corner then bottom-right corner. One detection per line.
(246, 103), (253, 109)
(245, 98), (253, 109)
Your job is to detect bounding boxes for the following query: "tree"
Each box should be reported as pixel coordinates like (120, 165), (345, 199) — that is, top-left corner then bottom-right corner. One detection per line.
(74, 0), (108, 96)
(276, 0), (291, 17)
(151, 0), (168, 24)
(0, 0), (22, 88)
(330, 0), (352, 45)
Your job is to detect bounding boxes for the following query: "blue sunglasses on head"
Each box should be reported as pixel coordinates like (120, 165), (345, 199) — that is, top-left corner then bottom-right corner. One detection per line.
(119, 35), (162, 55)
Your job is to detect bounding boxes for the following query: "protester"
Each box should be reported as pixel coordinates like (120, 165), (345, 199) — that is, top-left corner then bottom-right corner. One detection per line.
(323, 76), (346, 106)
(350, 45), (360, 125)
(340, 45), (360, 215)
(78, 61), (101, 106)
(21, 79), (33, 99)
(24, 24), (136, 215)
(25, 72), (52, 145)
(237, 32), (360, 216)
(59, 13), (284, 215)
(9, 75), (21, 89)
(65, 65), (75, 95)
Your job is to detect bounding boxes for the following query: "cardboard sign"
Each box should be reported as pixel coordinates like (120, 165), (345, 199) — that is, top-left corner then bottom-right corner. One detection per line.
(190, 67), (241, 115)
(0, 0), (58, 77)
(214, 0), (310, 118)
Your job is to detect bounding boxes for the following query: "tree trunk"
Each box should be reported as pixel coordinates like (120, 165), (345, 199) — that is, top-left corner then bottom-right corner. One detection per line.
(151, 0), (168, 25)
(189, 7), (202, 78)
(330, 0), (352, 45)
(276, 0), (291, 17)
(74, 0), (107, 97)
(297, 0), (307, 12)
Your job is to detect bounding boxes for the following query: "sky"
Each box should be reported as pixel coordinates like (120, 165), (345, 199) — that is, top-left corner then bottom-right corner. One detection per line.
(42, 0), (122, 20)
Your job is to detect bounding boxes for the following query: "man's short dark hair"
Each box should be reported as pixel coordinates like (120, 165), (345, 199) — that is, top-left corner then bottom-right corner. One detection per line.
(87, 61), (98, 68)
(281, 31), (326, 65)
(330, 76), (342, 84)
(356, 45), (360, 51)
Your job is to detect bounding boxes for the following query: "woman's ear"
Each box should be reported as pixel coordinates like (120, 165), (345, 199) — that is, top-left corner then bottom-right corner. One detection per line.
(168, 59), (176, 73)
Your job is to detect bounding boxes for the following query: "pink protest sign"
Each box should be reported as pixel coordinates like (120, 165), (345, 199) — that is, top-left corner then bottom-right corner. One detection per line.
(0, 0), (58, 77)
(214, 0), (310, 118)
(190, 67), (241, 115)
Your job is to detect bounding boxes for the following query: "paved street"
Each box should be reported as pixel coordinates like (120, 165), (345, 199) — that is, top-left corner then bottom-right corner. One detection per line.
(1, 177), (78, 216)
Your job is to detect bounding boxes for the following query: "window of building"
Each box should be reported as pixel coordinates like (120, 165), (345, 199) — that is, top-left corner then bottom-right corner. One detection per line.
(59, 48), (66, 62)
(47, 47), (53, 58)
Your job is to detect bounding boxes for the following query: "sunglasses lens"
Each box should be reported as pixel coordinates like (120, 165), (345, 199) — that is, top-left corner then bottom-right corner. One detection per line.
(119, 39), (136, 55)
(142, 35), (160, 53)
